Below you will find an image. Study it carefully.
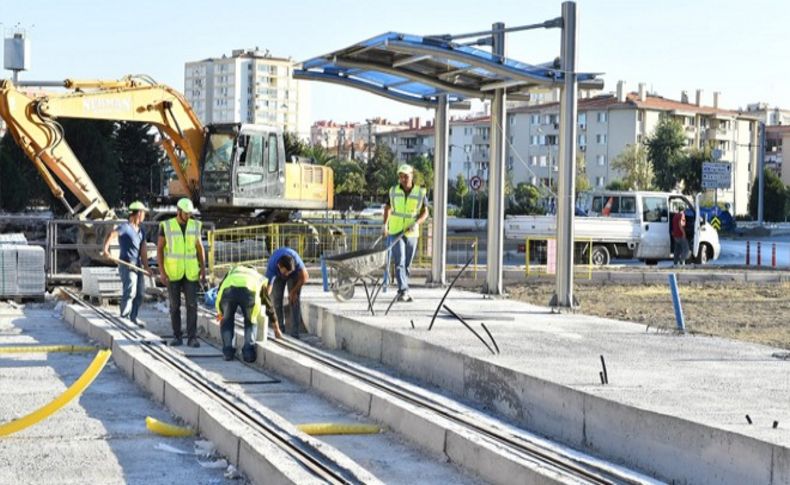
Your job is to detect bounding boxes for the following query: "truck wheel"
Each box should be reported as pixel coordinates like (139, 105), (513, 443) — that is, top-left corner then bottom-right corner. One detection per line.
(696, 243), (711, 265)
(591, 245), (610, 266)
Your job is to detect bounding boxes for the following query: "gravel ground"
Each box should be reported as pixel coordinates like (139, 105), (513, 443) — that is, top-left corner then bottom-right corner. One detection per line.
(509, 280), (790, 350)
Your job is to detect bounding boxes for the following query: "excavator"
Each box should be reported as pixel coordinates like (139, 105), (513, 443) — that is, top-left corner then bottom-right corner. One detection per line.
(0, 75), (333, 221)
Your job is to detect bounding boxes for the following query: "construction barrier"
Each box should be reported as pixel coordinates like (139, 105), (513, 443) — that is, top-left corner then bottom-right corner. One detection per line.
(209, 221), (479, 278)
(525, 237), (593, 279)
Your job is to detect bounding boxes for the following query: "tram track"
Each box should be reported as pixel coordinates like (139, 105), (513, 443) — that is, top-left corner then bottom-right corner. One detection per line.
(60, 287), (370, 485)
(218, 310), (656, 485)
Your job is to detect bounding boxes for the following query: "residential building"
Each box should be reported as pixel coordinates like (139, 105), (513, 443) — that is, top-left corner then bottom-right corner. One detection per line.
(448, 116), (491, 183)
(184, 48), (306, 137)
(745, 103), (790, 126)
(508, 82), (760, 215)
(375, 118), (435, 162)
(310, 118), (407, 162)
(766, 125), (790, 185)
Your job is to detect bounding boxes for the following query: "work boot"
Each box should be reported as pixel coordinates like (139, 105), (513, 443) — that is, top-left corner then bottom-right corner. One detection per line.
(242, 345), (256, 363)
(170, 337), (183, 347)
(187, 337), (200, 348)
(223, 347), (235, 361)
(398, 291), (414, 302)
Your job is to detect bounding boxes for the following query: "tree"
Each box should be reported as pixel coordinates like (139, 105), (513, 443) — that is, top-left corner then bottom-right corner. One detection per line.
(0, 133), (52, 211)
(679, 147), (711, 195)
(748, 169), (789, 222)
(61, 119), (122, 207)
(606, 179), (630, 191)
(114, 121), (164, 203)
(366, 144), (398, 196)
(507, 183), (543, 215)
(283, 132), (308, 162)
(611, 144), (654, 190)
(409, 154), (434, 194)
(328, 159), (366, 195)
(646, 117), (686, 191)
(303, 144), (336, 166)
(455, 172), (469, 207)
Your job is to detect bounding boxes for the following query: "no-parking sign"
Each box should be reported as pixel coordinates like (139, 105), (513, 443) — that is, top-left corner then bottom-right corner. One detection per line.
(469, 175), (483, 192)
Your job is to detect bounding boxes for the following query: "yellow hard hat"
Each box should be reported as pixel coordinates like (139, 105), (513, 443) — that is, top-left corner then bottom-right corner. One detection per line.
(129, 201), (148, 211)
(176, 198), (195, 213)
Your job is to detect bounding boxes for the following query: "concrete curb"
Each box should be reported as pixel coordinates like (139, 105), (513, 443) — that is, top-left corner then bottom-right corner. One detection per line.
(301, 299), (790, 485)
(60, 304), (376, 485)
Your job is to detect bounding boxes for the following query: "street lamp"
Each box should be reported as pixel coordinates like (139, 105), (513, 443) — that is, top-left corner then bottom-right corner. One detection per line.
(338, 127), (346, 159)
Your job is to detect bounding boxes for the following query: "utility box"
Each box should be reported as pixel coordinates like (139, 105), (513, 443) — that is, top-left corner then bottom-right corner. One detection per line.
(4, 34), (31, 72)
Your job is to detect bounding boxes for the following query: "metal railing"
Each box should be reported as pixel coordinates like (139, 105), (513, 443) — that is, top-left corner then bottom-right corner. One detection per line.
(525, 236), (592, 279)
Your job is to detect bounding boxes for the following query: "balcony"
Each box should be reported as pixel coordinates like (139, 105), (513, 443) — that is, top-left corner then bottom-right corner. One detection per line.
(472, 134), (490, 145)
(705, 127), (730, 140)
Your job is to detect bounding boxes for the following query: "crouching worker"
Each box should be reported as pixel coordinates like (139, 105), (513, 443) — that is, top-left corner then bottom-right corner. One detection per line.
(216, 265), (283, 362)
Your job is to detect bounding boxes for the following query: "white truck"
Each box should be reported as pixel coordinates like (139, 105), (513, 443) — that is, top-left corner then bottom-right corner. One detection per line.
(505, 190), (720, 266)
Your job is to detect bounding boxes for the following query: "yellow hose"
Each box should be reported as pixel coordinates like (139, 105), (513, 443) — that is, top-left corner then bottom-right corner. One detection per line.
(0, 345), (98, 354)
(297, 423), (381, 436)
(0, 349), (112, 437)
(145, 416), (194, 437)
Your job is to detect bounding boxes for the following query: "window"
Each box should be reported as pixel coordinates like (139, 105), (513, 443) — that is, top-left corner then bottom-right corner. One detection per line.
(530, 176), (537, 185)
(642, 196), (668, 223)
(530, 156), (538, 166)
(637, 110), (644, 122)
(596, 134), (607, 144)
(578, 134), (587, 146)
(597, 112), (608, 123)
(247, 135), (264, 168)
(578, 112), (587, 127)
(530, 114), (540, 124)
(597, 155), (606, 166)
(596, 176), (605, 187)
(530, 135), (540, 145)
(267, 134), (279, 172)
(539, 155), (547, 167)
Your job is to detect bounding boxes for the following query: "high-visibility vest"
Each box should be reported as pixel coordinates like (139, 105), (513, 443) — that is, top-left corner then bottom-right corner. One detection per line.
(216, 265), (268, 321)
(387, 185), (426, 237)
(160, 218), (202, 281)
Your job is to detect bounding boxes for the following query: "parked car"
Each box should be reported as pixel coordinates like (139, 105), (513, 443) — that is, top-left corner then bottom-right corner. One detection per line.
(358, 204), (386, 219)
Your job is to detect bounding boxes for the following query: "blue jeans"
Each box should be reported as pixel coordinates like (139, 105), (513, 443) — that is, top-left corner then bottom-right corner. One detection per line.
(119, 266), (145, 323)
(167, 278), (198, 340)
(219, 286), (255, 355)
(272, 272), (302, 336)
(389, 235), (417, 292)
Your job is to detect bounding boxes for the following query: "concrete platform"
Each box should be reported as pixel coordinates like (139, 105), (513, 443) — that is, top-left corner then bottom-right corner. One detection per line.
(300, 285), (790, 484)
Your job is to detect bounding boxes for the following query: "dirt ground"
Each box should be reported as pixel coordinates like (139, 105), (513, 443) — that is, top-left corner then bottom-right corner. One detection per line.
(509, 280), (790, 350)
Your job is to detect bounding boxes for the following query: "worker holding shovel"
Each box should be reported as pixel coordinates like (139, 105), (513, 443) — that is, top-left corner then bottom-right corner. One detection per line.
(102, 201), (152, 327)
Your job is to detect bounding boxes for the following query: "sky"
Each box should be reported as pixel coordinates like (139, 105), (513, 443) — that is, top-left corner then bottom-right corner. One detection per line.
(1, 0), (788, 125)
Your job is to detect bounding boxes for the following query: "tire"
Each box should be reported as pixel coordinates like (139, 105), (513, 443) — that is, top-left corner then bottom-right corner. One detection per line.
(644, 259), (658, 266)
(591, 245), (611, 266)
(695, 243), (711, 265)
(332, 278), (355, 302)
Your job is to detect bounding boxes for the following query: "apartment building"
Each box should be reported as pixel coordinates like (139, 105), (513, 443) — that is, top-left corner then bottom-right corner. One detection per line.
(184, 49), (306, 136)
(447, 116), (491, 183)
(745, 103), (790, 126)
(766, 125), (790, 185)
(310, 118), (407, 161)
(508, 83), (760, 215)
(375, 118), (435, 162)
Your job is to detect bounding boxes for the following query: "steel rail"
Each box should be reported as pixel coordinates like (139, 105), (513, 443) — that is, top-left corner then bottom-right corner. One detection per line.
(226, 312), (648, 485)
(60, 288), (366, 485)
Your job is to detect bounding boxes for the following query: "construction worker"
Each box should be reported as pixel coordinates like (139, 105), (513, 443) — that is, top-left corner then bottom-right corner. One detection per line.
(102, 201), (151, 327)
(156, 198), (206, 347)
(216, 265), (282, 362)
(383, 164), (428, 302)
(265, 247), (308, 338)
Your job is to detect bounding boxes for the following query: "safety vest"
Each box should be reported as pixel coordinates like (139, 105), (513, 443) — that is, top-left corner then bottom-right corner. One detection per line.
(161, 218), (202, 281)
(387, 184), (426, 237)
(216, 265), (268, 321)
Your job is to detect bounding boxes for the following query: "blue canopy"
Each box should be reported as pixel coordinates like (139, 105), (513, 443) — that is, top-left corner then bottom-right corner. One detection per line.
(295, 32), (603, 108)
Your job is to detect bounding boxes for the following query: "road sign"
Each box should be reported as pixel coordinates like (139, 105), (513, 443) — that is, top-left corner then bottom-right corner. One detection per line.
(469, 175), (483, 192)
(702, 161), (731, 189)
(710, 216), (721, 231)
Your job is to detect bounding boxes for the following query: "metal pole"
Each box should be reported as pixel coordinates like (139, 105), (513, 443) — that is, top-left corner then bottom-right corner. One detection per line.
(484, 22), (507, 295)
(552, 1), (578, 310)
(431, 95), (449, 285)
(758, 122), (765, 224)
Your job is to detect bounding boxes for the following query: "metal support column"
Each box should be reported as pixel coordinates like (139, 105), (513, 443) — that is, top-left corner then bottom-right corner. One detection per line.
(431, 94), (449, 285)
(484, 22), (507, 295)
(758, 122), (765, 225)
(552, 1), (579, 309)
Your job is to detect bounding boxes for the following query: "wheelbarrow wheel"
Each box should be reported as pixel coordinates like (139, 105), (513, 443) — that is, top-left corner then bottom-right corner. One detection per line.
(332, 278), (355, 302)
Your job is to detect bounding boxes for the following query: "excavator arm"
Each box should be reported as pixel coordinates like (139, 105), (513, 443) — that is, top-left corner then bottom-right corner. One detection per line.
(0, 76), (204, 219)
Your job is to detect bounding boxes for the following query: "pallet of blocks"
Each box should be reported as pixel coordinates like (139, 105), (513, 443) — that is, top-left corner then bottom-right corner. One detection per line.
(80, 267), (123, 304)
(0, 242), (46, 302)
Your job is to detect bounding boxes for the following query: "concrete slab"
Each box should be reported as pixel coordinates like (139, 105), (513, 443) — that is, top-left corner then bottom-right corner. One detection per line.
(300, 284), (790, 483)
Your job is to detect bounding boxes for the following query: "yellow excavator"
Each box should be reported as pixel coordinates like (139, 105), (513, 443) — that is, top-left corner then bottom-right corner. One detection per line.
(0, 75), (333, 221)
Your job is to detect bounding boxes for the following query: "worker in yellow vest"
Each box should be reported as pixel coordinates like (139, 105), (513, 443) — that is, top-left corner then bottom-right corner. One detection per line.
(216, 265), (282, 362)
(383, 164), (429, 302)
(156, 198), (206, 347)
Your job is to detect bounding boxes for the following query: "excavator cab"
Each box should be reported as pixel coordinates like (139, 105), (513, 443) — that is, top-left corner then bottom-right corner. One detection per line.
(199, 123), (284, 211)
